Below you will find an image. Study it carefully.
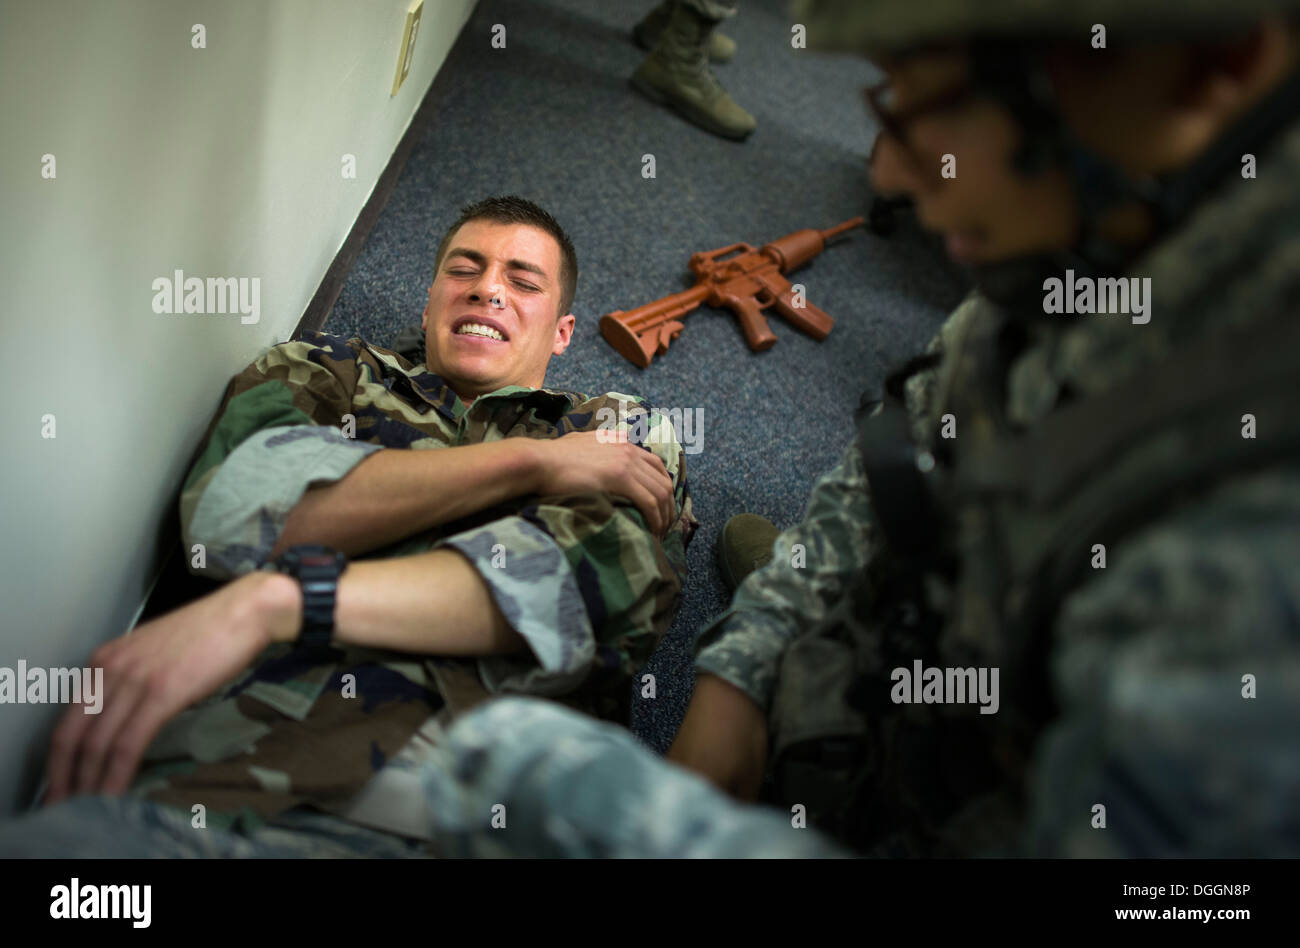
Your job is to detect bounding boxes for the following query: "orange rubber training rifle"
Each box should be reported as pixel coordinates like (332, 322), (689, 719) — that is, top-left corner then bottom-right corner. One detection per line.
(599, 216), (865, 368)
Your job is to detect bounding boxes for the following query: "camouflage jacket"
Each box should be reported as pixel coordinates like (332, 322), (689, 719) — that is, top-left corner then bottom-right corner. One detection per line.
(693, 118), (1300, 856)
(128, 331), (696, 833)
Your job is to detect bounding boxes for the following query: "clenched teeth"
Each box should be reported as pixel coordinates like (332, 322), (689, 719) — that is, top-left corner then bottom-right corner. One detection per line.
(455, 322), (504, 341)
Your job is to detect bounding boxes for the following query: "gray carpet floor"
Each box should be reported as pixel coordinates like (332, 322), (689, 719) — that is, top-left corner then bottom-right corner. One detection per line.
(324, 0), (969, 750)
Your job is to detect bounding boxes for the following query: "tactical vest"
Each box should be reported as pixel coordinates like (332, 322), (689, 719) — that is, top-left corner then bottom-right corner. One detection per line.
(765, 303), (1300, 856)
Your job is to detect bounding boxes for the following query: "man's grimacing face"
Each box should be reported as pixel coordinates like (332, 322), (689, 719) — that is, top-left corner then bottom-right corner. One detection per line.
(421, 219), (575, 401)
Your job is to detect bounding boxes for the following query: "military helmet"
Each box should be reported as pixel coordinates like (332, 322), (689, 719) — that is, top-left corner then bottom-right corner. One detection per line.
(792, 0), (1300, 54)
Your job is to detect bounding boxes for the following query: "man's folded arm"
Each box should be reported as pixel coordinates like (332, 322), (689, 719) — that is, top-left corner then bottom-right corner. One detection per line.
(444, 406), (695, 697)
(267, 437), (545, 559)
(185, 339), (693, 691)
(293, 407), (696, 697)
(180, 335), (553, 578)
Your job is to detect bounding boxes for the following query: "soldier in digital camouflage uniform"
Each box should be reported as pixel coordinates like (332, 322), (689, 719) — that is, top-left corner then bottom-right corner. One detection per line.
(399, 0), (1300, 858)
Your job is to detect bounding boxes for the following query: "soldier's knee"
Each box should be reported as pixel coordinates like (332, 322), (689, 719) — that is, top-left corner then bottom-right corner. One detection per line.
(457, 695), (602, 744)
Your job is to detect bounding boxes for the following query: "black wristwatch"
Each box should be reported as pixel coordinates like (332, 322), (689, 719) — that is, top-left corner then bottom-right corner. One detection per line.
(269, 545), (348, 648)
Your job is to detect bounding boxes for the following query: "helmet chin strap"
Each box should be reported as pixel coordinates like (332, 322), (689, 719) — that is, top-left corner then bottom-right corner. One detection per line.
(966, 42), (1300, 319)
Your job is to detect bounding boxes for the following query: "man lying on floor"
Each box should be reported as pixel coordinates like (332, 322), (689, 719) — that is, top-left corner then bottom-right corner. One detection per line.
(0, 194), (696, 857)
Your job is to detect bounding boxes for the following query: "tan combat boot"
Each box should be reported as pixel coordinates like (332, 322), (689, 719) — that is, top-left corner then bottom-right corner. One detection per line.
(718, 514), (781, 591)
(630, 2), (756, 141)
(632, 1), (737, 64)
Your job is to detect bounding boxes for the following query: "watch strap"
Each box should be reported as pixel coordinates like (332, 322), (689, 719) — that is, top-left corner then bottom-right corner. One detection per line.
(273, 545), (347, 648)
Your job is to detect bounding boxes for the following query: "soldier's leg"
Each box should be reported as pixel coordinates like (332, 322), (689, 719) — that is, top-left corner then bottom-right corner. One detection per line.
(678, 0), (738, 19)
(633, 1), (738, 63)
(0, 795), (430, 858)
(718, 512), (782, 590)
(247, 807), (433, 858)
(0, 795), (260, 857)
(419, 696), (850, 858)
(629, 0), (756, 140)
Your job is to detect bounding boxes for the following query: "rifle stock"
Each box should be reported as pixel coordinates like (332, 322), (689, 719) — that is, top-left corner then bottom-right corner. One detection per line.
(599, 284), (708, 368)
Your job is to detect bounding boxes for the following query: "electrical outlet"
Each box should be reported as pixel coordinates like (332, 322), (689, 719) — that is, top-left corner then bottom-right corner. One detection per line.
(391, 0), (424, 96)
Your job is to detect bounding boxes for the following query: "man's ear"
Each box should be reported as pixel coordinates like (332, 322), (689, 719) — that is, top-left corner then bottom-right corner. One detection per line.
(552, 312), (576, 356)
(421, 287), (434, 332)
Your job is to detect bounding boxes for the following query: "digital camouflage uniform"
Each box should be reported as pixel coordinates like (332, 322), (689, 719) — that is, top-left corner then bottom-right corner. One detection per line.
(399, 0), (1300, 858)
(115, 330), (696, 837)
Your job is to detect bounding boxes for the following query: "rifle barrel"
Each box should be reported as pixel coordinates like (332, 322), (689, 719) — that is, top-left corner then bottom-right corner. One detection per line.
(819, 216), (866, 242)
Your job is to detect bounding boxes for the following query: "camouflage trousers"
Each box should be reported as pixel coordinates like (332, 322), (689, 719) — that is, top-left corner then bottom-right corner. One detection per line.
(0, 795), (434, 858)
(0, 698), (848, 858)
(419, 697), (848, 857)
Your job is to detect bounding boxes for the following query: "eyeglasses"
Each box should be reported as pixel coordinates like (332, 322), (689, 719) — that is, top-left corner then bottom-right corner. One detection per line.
(863, 78), (979, 171)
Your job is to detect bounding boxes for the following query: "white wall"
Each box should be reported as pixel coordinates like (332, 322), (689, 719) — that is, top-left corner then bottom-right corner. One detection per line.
(0, 0), (477, 816)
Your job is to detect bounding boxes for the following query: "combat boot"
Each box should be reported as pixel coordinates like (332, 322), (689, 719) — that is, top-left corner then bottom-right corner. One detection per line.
(718, 513), (780, 591)
(632, 1), (737, 64)
(630, 2), (756, 141)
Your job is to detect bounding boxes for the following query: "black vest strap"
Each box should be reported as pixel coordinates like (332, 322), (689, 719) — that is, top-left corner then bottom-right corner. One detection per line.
(855, 352), (944, 559)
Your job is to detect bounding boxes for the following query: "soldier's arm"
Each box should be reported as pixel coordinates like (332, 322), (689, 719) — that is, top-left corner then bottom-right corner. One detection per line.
(278, 405), (694, 698)
(430, 405), (694, 698)
(180, 331), (486, 577)
(268, 440), (555, 560)
(182, 332), (670, 577)
(689, 293), (981, 713)
(691, 435), (878, 712)
(55, 410), (691, 802)
(669, 432), (879, 800)
(1022, 466), (1300, 856)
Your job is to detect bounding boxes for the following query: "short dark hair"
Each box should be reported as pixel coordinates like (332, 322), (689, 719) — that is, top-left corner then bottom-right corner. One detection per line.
(432, 195), (578, 316)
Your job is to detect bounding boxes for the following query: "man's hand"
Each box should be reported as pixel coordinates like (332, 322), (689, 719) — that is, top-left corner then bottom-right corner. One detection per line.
(532, 429), (676, 537)
(667, 673), (769, 801)
(43, 571), (295, 805)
